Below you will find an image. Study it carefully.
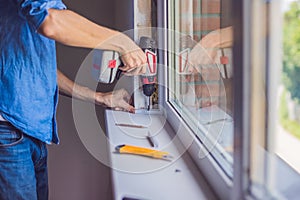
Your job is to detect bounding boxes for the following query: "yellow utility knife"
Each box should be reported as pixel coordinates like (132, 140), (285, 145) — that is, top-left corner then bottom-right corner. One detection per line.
(115, 144), (173, 160)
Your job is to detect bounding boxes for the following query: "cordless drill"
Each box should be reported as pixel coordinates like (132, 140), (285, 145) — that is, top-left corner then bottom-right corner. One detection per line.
(138, 36), (157, 110)
(92, 50), (122, 84)
(92, 36), (158, 110)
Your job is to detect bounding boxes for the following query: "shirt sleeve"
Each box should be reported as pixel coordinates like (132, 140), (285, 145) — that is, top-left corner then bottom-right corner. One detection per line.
(15, 0), (67, 31)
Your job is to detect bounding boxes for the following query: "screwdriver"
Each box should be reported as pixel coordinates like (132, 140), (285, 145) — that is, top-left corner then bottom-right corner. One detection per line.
(146, 131), (159, 148)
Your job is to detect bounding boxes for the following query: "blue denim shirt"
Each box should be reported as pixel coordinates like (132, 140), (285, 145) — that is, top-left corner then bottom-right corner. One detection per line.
(0, 0), (66, 144)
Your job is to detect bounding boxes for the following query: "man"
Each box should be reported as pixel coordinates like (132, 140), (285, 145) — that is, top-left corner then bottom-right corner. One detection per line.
(0, 0), (146, 199)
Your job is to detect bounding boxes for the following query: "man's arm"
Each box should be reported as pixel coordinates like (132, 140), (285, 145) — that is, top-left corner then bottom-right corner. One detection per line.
(188, 26), (233, 68)
(38, 9), (146, 73)
(57, 70), (94, 102)
(57, 70), (135, 113)
(199, 26), (233, 49)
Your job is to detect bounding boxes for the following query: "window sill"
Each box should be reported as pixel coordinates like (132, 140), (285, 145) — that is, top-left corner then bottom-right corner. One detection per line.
(105, 109), (217, 200)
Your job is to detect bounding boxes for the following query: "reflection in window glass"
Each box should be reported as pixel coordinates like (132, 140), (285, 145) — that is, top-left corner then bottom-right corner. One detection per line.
(167, 0), (234, 176)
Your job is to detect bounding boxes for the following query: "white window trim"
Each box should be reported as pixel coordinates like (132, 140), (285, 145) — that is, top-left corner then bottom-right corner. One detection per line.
(156, 0), (235, 199)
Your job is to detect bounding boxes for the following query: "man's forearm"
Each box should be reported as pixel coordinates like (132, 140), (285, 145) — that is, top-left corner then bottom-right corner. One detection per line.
(200, 26), (233, 49)
(57, 70), (98, 103)
(38, 9), (136, 55)
(57, 70), (134, 112)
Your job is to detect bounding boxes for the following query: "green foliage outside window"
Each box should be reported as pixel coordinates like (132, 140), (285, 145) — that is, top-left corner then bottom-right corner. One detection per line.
(279, 89), (300, 140)
(283, 0), (300, 103)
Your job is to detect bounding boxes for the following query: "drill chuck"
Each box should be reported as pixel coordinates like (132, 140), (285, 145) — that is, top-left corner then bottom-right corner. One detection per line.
(142, 84), (156, 97)
(139, 36), (157, 52)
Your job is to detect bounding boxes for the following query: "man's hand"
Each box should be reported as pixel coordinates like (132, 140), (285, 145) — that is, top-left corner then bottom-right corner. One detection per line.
(188, 27), (233, 73)
(95, 89), (135, 113)
(119, 49), (147, 76)
(188, 45), (217, 73)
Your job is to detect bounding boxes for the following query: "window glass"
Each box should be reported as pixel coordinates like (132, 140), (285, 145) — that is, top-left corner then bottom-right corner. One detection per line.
(167, 0), (234, 176)
(278, 0), (300, 175)
(249, 0), (300, 198)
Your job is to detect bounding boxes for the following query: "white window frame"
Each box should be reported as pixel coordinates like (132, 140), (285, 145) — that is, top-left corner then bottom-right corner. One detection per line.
(156, 0), (244, 199)
(157, 0), (300, 199)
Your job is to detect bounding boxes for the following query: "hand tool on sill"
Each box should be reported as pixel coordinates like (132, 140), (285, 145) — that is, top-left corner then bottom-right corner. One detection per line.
(115, 123), (147, 129)
(115, 144), (173, 161)
(115, 123), (159, 147)
(146, 131), (159, 148)
(202, 118), (233, 125)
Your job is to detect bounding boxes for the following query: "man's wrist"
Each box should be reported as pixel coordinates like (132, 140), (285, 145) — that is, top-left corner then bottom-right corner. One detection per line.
(94, 92), (107, 106)
(110, 33), (139, 55)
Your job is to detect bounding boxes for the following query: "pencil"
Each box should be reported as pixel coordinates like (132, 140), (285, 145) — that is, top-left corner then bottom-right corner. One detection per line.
(115, 123), (147, 128)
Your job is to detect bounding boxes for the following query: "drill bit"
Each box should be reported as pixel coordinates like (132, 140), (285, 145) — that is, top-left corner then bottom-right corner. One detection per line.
(147, 96), (150, 111)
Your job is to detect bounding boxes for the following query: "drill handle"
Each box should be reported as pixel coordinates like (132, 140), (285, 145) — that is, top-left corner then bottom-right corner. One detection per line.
(145, 49), (157, 76)
(115, 68), (123, 80)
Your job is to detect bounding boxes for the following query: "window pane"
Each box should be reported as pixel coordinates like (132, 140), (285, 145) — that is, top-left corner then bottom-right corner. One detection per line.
(167, 0), (234, 176)
(274, 0), (300, 197)
(249, 0), (300, 198)
(277, 0), (300, 175)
